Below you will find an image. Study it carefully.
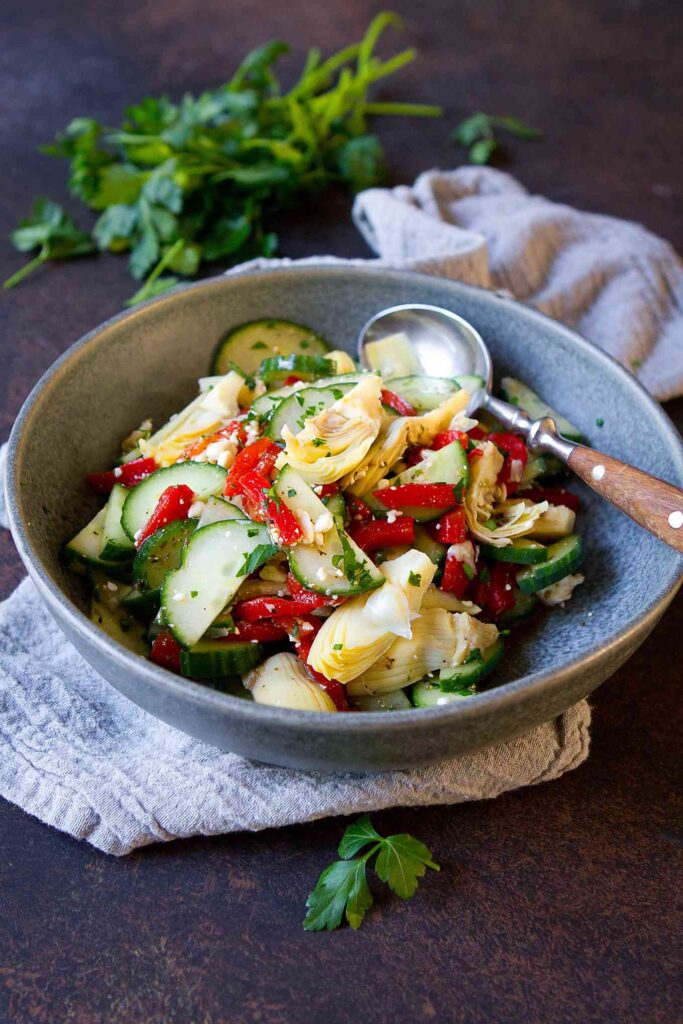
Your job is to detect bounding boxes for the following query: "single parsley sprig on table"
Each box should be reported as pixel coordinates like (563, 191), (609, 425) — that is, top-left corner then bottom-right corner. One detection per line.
(452, 112), (542, 164)
(3, 198), (94, 291)
(4, 12), (441, 304)
(304, 815), (440, 931)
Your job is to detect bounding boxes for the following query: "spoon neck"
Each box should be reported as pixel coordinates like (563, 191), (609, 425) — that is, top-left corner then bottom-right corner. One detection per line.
(483, 396), (577, 462)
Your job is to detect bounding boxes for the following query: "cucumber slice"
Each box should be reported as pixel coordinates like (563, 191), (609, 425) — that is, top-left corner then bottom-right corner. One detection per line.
(100, 484), (136, 562)
(121, 462), (227, 541)
(370, 440), (469, 523)
(161, 520), (272, 647)
(204, 606), (237, 639)
(413, 524), (447, 573)
(386, 375), (462, 413)
(258, 353), (335, 383)
(500, 378), (582, 442)
(266, 383), (354, 441)
(365, 332), (421, 378)
(179, 639), (264, 678)
(274, 465), (384, 597)
(516, 534), (583, 594)
(438, 636), (504, 689)
(133, 518), (197, 592)
(497, 588), (538, 626)
(479, 538), (548, 565)
(351, 690), (412, 712)
(120, 586), (161, 619)
(250, 382), (304, 420)
(90, 598), (148, 655)
(64, 508), (131, 577)
(197, 496), (245, 528)
(454, 374), (485, 396)
(411, 680), (475, 708)
(323, 490), (346, 524)
(212, 319), (329, 377)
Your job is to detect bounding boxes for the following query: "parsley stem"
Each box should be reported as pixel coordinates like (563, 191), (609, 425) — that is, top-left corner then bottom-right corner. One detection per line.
(126, 238), (184, 306)
(3, 251), (46, 290)
(363, 101), (442, 118)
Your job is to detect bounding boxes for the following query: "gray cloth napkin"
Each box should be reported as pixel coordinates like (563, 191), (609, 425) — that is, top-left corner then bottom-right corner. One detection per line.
(6, 160), (679, 855)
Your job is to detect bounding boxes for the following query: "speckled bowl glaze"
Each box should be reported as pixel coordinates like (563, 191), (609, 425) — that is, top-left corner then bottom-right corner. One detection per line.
(6, 267), (683, 770)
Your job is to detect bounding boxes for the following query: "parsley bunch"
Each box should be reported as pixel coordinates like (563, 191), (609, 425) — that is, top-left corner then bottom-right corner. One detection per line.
(304, 815), (439, 931)
(4, 12), (441, 304)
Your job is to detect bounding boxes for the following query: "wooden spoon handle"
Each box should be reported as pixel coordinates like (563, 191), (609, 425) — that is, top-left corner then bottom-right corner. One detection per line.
(567, 446), (683, 552)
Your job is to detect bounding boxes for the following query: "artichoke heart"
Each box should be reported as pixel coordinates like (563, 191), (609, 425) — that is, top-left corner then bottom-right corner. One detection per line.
(463, 440), (548, 548)
(526, 502), (576, 539)
(342, 390), (470, 496)
(140, 370), (246, 466)
(276, 375), (383, 484)
(308, 550), (436, 683)
(244, 653), (337, 712)
(451, 613), (499, 667)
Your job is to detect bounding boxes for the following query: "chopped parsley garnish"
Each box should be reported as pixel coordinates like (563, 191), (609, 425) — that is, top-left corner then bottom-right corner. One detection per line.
(304, 815), (439, 932)
(338, 530), (375, 589)
(462, 563), (475, 580)
(311, 437), (327, 447)
(453, 480), (465, 503)
(333, 643), (343, 651)
(484, 518), (497, 531)
(408, 571), (422, 587)
(463, 648), (481, 664)
(287, 488), (297, 497)
(190, 590), (198, 598)
(247, 527), (259, 537)
(237, 543), (279, 577)
(296, 394), (305, 407)
(595, 417), (604, 427)
(251, 341), (267, 350)
(331, 388), (344, 400)
(300, 340), (310, 350)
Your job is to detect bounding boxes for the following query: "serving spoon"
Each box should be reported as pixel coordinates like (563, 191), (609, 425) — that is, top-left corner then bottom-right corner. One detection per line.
(358, 303), (683, 554)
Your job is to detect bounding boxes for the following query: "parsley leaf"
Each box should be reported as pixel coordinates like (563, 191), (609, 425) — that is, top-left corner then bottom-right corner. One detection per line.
(237, 543), (279, 577)
(4, 199), (94, 290)
(304, 815), (439, 932)
(452, 111), (542, 165)
(408, 571), (422, 587)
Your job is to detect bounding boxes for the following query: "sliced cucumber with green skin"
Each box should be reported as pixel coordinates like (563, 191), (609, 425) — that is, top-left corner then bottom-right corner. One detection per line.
(386, 375), (462, 413)
(134, 518), (197, 592)
(122, 462), (227, 541)
(411, 680), (477, 707)
(212, 319), (330, 377)
(500, 378), (582, 443)
(370, 440), (469, 523)
(413, 524), (447, 573)
(454, 374), (485, 396)
(480, 538), (549, 565)
(90, 598), (149, 655)
(161, 520), (272, 648)
(100, 484), (136, 562)
(438, 637), (505, 690)
(179, 639), (264, 678)
(197, 496), (245, 529)
(120, 586), (161, 619)
(266, 383), (354, 441)
(517, 534), (583, 594)
(64, 508), (131, 578)
(322, 490), (346, 524)
(250, 382), (303, 420)
(258, 353), (335, 382)
(497, 587), (538, 625)
(274, 465), (384, 597)
(351, 690), (413, 712)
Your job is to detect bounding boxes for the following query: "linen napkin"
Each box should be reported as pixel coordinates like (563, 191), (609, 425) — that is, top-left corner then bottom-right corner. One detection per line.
(5, 161), (681, 855)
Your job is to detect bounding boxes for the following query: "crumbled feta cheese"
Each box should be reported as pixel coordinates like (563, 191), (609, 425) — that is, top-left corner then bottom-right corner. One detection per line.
(106, 582), (118, 592)
(296, 510), (316, 544)
(113, 467), (123, 478)
(188, 500), (206, 519)
(313, 511), (333, 535)
(509, 459), (524, 483)
(447, 541), (476, 574)
(386, 509), (403, 524)
(538, 573), (585, 607)
(244, 421), (261, 447)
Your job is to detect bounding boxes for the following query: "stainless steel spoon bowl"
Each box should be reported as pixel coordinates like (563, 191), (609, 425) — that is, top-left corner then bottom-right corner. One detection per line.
(358, 302), (683, 552)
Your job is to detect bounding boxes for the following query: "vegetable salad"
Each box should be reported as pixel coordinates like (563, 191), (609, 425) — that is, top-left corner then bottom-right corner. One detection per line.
(65, 318), (585, 713)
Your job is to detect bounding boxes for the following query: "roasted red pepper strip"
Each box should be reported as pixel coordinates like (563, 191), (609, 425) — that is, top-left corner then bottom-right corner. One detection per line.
(136, 484), (194, 547)
(283, 374), (303, 386)
(224, 620), (290, 643)
(440, 552), (471, 598)
(318, 483), (339, 498)
(522, 487), (580, 512)
(381, 388), (417, 417)
(349, 516), (415, 552)
(287, 574), (342, 607)
(468, 425), (487, 441)
(488, 432), (529, 494)
(87, 456), (157, 496)
(150, 631), (182, 673)
(286, 619), (350, 711)
(234, 595), (332, 621)
(225, 438), (303, 545)
(347, 496), (373, 524)
(431, 430), (471, 452)
(373, 482), (458, 510)
(474, 562), (517, 617)
(428, 506), (468, 545)
(181, 420), (247, 461)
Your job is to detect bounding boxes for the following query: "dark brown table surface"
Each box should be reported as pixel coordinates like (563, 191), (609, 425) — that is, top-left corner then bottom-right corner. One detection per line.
(1, 2), (682, 1021)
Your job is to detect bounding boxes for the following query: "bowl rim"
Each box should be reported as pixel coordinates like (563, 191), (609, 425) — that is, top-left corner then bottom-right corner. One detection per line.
(6, 264), (683, 734)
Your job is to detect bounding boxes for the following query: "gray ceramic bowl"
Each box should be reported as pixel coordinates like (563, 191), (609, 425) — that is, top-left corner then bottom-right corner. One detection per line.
(5, 266), (683, 770)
